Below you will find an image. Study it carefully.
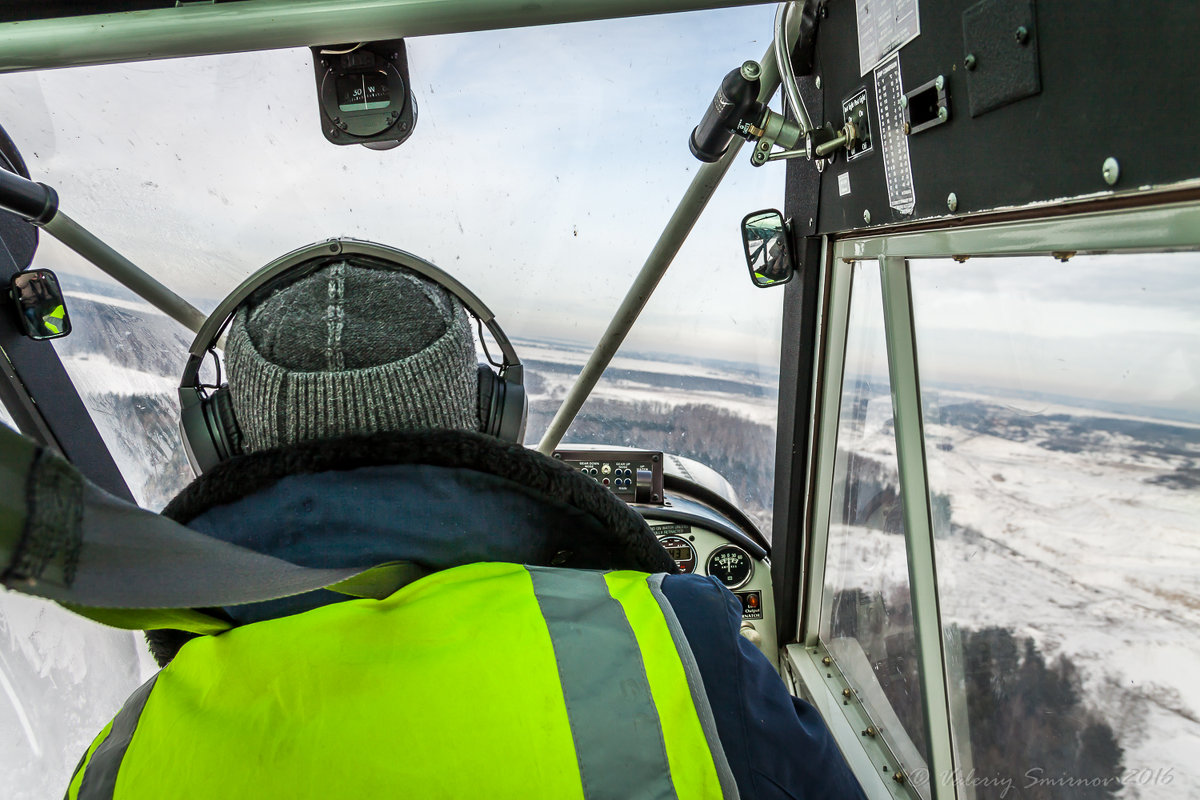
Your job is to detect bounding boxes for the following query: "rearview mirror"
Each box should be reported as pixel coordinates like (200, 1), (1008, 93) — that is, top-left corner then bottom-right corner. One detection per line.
(741, 209), (794, 288)
(10, 268), (70, 340)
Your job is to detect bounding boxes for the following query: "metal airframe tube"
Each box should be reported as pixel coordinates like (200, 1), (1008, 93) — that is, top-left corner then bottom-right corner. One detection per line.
(42, 212), (208, 335)
(879, 255), (956, 798)
(536, 25), (792, 455)
(773, 2), (813, 135)
(0, 0), (768, 74)
(801, 253), (850, 645)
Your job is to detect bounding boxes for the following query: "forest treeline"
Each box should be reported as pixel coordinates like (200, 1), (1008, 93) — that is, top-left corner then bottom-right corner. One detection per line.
(831, 587), (1124, 799)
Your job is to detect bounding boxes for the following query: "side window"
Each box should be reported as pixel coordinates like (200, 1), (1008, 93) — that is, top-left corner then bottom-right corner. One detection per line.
(820, 261), (930, 784)
(909, 254), (1197, 796)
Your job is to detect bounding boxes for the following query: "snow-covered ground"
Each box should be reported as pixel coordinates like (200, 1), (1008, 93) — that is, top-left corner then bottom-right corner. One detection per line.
(834, 390), (1200, 798)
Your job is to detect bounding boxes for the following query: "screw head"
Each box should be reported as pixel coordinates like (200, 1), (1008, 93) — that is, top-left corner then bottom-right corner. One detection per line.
(938, 106), (949, 122)
(1016, 25), (1029, 44)
(740, 60), (761, 81)
(947, 192), (958, 212)
(399, 121), (410, 131)
(964, 53), (977, 70)
(863, 209), (872, 224)
(1102, 156), (1120, 186)
(935, 74), (945, 91)
(814, 75), (822, 89)
(821, 656), (832, 666)
(899, 95), (908, 108)
(842, 688), (852, 698)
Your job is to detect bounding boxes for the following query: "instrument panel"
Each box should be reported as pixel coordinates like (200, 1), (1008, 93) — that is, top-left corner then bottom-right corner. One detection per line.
(556, 445), (777, 665)
(643, 513), (777, 666)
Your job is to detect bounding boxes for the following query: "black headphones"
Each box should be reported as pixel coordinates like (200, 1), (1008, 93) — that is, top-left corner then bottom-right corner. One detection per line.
(178, 239), (527, 475)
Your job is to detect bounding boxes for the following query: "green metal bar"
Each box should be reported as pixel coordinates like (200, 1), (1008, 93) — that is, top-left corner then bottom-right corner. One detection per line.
(878, 256), (956, 800)
(833, 196), (1200, 262)
(0, 0), (768, 74)
(799, 248), (850, 644)
(42, 212), (208, 334)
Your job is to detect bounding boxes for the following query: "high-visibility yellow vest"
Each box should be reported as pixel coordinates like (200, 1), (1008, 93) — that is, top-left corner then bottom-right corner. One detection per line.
(67, 563), (737, 799)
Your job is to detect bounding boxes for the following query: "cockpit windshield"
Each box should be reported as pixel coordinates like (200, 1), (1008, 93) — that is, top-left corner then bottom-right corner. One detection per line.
(1, 7), (785, 524)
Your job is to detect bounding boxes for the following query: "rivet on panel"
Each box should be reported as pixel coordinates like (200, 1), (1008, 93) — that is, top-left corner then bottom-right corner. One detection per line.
(1102, 157), (1120, 186)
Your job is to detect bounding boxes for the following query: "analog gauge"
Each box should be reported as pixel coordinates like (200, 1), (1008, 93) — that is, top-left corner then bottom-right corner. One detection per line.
(657, 535), (697, 574)
(706, 545), (754, 590)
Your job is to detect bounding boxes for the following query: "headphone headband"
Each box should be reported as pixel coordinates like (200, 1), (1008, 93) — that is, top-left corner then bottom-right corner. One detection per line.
(181, 238), (523, 387)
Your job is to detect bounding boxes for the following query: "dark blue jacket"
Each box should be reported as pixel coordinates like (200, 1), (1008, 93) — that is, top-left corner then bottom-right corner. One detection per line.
(158, 431), (865, 800)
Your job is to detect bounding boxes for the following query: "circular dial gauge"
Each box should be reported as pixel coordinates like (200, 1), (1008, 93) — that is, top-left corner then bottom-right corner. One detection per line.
(657, 535), (697, 574)
(706, 545), (754, 590)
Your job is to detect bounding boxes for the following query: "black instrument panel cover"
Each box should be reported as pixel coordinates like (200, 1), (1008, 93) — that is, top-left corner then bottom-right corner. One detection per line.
(806, 0), (1200, 233)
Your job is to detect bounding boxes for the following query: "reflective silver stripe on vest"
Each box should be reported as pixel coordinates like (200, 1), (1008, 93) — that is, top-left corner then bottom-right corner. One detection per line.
(76, 673), (158, 800)
(527, 567), (679, 800)
(646, 573), (741, 799)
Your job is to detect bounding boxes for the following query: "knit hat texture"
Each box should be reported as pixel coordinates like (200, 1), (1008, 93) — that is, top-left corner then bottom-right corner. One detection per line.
(226, 260), (478, 452)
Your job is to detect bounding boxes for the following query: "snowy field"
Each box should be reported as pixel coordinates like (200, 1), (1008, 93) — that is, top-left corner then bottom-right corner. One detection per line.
(835, 389), (1200, 798)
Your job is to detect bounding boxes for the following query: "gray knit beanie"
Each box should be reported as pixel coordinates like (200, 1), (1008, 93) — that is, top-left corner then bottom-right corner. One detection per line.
(225, 260), (478, 453)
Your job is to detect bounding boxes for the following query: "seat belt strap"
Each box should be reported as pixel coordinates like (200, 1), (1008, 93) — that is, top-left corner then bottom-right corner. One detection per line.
(1, 425), (418, 633)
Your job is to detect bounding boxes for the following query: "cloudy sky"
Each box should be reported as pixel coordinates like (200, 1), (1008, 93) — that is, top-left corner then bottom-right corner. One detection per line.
(0, 5), (787, 376)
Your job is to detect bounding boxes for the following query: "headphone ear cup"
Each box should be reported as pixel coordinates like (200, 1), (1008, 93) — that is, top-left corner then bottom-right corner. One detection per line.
(498, 378), (527, 444)
(477, 364), (500, 437)
(476, 365), (527, 443)
(206, 386), (244, 460)
(180, 385), (244, 475)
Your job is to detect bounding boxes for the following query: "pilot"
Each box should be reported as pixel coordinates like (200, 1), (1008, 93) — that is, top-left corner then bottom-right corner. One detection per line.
(67, 246), (866, 799)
